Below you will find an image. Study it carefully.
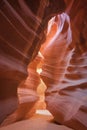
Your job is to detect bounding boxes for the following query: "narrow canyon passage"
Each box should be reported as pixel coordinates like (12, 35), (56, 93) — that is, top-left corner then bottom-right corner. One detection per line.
(0, 1), (87, 130)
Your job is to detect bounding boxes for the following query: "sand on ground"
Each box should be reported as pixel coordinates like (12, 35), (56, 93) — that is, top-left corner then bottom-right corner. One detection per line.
(0, 110), (73, 130)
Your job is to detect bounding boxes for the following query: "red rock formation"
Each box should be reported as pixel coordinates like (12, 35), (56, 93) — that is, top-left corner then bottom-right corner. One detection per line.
(40, 1), (87, 130)
(1, 1), (87, 129)
(0, 0), (66, 124)
(1, 52), (43, 126)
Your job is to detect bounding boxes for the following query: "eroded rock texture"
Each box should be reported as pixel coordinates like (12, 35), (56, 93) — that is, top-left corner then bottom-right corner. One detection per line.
(1, 52), (43, 126)
(40, 1), (87, 130)
(0, 0), (66, 124)
(0, 0), (87, 129)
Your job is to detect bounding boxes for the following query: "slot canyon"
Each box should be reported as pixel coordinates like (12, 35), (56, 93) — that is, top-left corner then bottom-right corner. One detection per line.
(0, 0), (87, 130)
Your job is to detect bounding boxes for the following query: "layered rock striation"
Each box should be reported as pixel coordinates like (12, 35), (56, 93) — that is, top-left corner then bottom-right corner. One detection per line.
(40, 1), (87, 129)
(0, 0), (65, 124)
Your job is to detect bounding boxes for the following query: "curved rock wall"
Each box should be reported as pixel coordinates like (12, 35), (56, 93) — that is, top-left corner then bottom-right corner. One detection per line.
(40, 1), (87, 130)
(0, 0), (65, 124)
(1, 1), (87, 129)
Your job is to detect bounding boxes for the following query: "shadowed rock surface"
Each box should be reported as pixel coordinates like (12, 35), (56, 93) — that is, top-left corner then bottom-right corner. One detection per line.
(0, 0), (87, 130)
(0, 0), (66, 124)
(40, 1), (87, 130)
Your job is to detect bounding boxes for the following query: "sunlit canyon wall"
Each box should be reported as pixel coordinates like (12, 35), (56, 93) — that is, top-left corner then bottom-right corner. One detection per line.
(0, 0), (87, 130)
(0, 0), (65, 125)
(41, 1), (87, 130)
